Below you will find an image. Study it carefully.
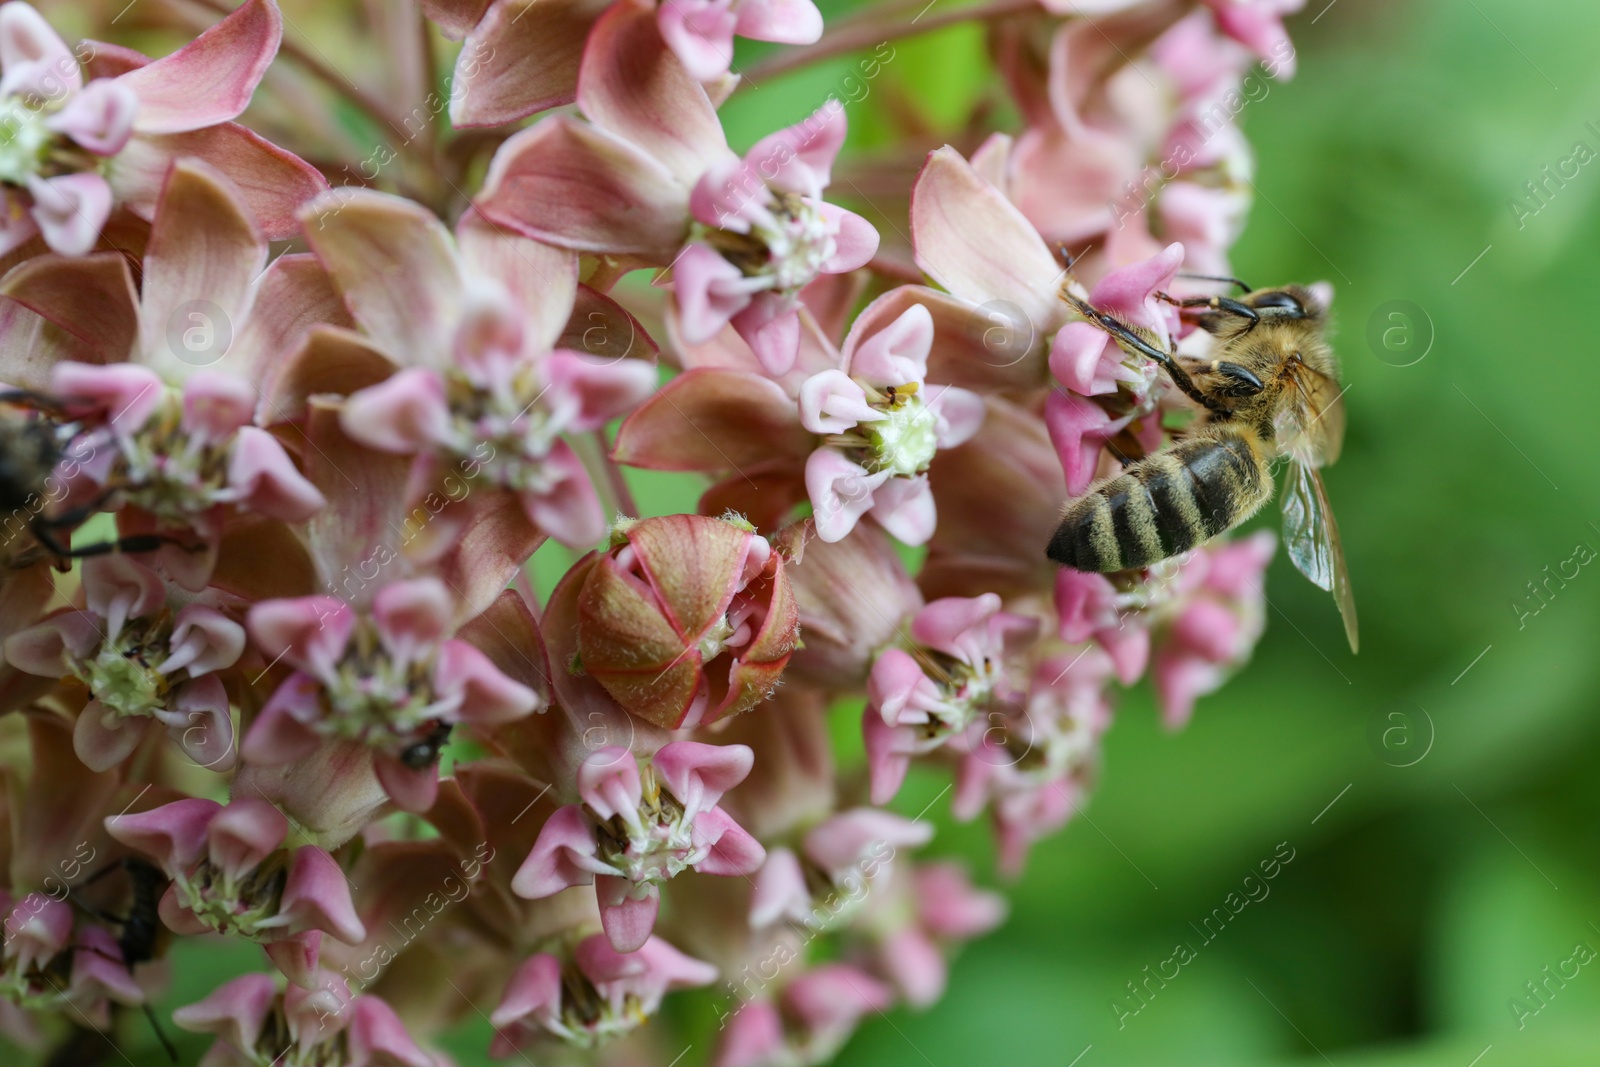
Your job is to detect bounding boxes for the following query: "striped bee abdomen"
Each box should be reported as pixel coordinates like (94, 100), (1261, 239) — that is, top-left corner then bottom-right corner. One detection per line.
(1047, 429), (1271, 573)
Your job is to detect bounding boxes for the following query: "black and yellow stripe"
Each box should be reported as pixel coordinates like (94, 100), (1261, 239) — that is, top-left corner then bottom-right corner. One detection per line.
(1047, 429), (1272, 573)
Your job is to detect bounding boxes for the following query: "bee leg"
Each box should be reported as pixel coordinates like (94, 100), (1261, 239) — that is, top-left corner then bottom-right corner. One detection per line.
(1157, 291), (1262, 333)
(1208, 361), (1266, 397)
(1060, 293), (1232, 416)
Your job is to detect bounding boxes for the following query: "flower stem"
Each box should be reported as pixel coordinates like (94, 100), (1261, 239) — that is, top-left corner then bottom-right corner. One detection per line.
(592, 430), (641, 519)
(741, 0), (1041, 85)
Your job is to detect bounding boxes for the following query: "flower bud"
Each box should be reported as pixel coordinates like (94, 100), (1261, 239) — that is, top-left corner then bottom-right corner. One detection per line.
(576, 514), (798, 729)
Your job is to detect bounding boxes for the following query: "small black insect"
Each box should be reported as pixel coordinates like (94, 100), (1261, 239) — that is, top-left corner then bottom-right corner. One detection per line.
(400, 721), (454, 769)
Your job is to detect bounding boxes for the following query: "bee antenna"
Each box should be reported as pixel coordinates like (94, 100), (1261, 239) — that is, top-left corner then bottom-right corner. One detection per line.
(1176, 272), (1254, 293)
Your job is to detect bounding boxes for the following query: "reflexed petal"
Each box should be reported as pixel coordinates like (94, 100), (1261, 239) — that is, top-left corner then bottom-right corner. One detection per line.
(910, 147), (1063, 328)
(0, 2), (81, 98)
(117, 0), (281, 133)
(172, 973), (277, 1050)
(301, 188), (463, 370)
(448, 0), (606, 127)
(612, 367), (812, 471)
(596, 875), (658, 953)
(477, 116), (691, 261)
(657, 0), (737, 82)
(577, 3), (732, 186)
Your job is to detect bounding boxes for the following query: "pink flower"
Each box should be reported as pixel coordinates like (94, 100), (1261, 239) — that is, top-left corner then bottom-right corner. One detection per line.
(490, 934), (716, 1052)
(1201, 0), (1303, 76)
(710, 963), (894, 1067)
(513, 742), (765, 952)
(0, 160), (332, 588)
(5, 554), (243, 771)
(862, 594), (1038, 805)
(174, 970), (441, 1066)
(863, 862), (1006, 1007)
(0, 0), (322, 257)
(476, 6), (876, 376)
(106, 797), (365, 988)
(296, 190), (657, 551)
(573, 514), (798, 729)
(1152, 530), (1275, 726)
(242, 577), (542, 812)
(614, 303), (981, 546)
(440, 0), (821, 121)
(749, 808), (933, 931)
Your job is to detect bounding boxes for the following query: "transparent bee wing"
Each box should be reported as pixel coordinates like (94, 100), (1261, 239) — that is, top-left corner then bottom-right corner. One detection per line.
(1281, 460), (1359, 653)
(1276, 360), (1347, 467)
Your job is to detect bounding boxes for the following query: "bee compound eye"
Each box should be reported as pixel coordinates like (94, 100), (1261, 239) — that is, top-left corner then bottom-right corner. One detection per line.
(1252, 292), (1306, 316)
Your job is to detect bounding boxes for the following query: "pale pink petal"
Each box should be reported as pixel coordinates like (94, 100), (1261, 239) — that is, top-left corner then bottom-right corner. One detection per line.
(748, 846), (811, 928)
(804, 808), (931, 877)
(544, 350), (658, 431)
(340, 368), (451, 454)
(1154, 649), (1221, 729)
(653, 741), (754, 816)
(281, 845), (366, 943)
(674, 242), (758, 345)
(511, 803), (605, 898)
(489, 953), (562, 1028)
(805, 448), (884, 543)
(455, 207), (578, 353)
(435, 639), (540, 724)
(712, 999), (785, 1067)
(799, 369), (876, 434)
(735, 0), (823, 43)
(5, 611), (100, 677)
(476, 116), (690, 261)
(172, 973), (276, 1050)
(263, 930), (322, 990)
(116, 0), (282, 133)
(871, 474), (936, 546)
(575, 747), (643, 822)
(0, 2), (81, 98)
(820, 202), (880, 273)
(166, 675), (237, 771)
(300, 189), (463, 370)
(657, 0), (737, 82)
(518, 437), (606, 549)
(73, 700), (151, 773)
(162, 604), (246, 677)
(180, 369), (255, 441)
(47, 78), (138, 155)
(105, 796), (222, 874)
(205, 796), (288, 881)
(371, 578), (452, 664)
(731, 297), (801, 377)
(692, 806), (766, 875)
(239, 674), (325, 764)
(347, 996), (435, 1067)
(847, 302), (931, 387)
(137, 160), (266, 381)
(577, 3), (732, 186)
(743, 102), (846, 198)
(49, 360), (162, 428)
(247, 597), (354, 677)
(596, 875), (658, 953)
(1043, 387), (1114, 496)
(82, 554), (166, 632)
(927, 384), (985, 448)
(863, 712), (917, 804)
(910, 146), (1063, 328)
(25, 173), (111, 256)
(227, 426), (326, 521)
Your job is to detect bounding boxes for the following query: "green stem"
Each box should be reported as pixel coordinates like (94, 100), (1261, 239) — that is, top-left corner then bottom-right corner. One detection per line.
(740, 0), (1040, 85)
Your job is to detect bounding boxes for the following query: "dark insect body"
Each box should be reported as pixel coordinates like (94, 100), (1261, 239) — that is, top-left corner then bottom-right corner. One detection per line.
(1047, 269), (1359, 652)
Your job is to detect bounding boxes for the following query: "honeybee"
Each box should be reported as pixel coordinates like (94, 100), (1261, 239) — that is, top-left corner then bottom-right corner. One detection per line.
(1046, 272), (1358, 653)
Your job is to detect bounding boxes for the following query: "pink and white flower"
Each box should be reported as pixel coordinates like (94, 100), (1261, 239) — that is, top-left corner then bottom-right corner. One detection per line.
(5, 554), (242, 771)
(242, 576), (542, 812)
(513, 742), (764, 952)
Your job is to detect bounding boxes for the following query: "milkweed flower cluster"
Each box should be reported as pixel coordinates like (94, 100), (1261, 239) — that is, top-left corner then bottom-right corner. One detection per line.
(0, 0), (1302, 1062)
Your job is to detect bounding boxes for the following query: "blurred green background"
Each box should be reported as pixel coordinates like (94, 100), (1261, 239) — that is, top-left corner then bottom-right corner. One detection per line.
(64, 0), (1600, 1063)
